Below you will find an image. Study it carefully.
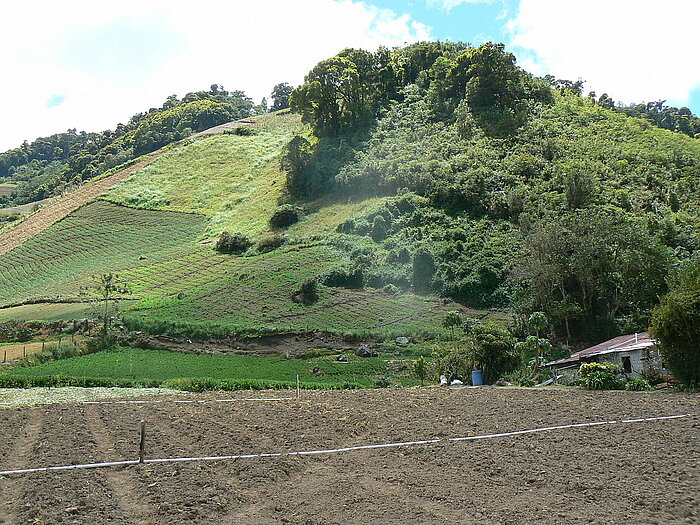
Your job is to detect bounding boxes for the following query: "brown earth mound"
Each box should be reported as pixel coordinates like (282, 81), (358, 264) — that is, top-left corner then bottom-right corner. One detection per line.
(0, 387), (697, 524)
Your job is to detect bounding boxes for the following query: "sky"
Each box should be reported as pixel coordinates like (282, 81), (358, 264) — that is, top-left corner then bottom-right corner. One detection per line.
(1, 0), (699, 152)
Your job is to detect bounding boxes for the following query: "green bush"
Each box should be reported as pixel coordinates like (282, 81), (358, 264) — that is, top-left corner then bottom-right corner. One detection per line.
(623, 377), (654, 391)
(269, 204), (300, 229)
(578, 362), (622, 390)
(257, 234), (286, 252)
(215, 231), (253, 254)
(292, 278), (319, 305)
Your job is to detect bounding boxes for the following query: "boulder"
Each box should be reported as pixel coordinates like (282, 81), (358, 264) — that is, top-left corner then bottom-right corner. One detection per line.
(356, 343), (377, 357)
(395, 336), (410, 346)
(440, 375), (449, 386)
(336, 354), (349, 362)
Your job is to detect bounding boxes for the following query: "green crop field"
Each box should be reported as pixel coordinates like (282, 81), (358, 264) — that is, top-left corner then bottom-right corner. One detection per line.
(0, 200), (207, 306)
(0, 346), (419, 388)
(0, 198), (493, 338)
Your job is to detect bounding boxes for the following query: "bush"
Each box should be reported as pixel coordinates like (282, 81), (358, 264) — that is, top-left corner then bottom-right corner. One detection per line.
(639, 367), (667, 386)
(224, 126), (257, 136)
(257, 234), (285, 252)
(623, 377), (654, 391)
(215, 231), (253, 254)
(292, 278), (319, 305)
(579, 362), (621, 390)
(320, 265), (364, 289)
(269, 205), (300, 229)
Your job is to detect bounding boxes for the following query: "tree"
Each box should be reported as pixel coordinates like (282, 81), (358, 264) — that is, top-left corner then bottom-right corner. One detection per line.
(412, 247), (436, 293)
(270, 83), (293, 111)
(650, 258), (700, 386)
(81, 273), (129, 336)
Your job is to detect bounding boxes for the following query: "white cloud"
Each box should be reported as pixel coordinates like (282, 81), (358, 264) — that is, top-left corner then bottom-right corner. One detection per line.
(427, 0), (497, 12)
(0, 0), (431, 151)
(506, 0), (700, 107)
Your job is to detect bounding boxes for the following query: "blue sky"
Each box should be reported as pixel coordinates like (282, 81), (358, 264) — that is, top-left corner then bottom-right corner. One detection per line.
(1, 0), (699, 152)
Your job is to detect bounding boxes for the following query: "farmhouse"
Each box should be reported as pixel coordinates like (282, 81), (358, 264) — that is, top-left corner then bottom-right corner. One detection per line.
(546, 332), (667, 383)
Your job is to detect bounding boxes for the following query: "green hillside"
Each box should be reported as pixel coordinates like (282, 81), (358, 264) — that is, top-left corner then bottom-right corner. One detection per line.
(2, 41), (699, 351)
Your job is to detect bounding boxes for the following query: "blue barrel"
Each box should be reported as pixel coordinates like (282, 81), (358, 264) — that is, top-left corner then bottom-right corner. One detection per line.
(471, 370), (484, 386)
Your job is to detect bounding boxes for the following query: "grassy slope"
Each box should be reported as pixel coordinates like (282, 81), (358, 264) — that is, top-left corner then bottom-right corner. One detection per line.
(104, 112), (301, 239)
(0, 111), (506, 337)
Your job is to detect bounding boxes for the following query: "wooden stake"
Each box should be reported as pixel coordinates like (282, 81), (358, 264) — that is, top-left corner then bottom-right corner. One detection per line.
(296, 375), (301, 399)
(2, 350), (5, 363)
(139, 420), (147, 463)
(23, 346), (26, 358)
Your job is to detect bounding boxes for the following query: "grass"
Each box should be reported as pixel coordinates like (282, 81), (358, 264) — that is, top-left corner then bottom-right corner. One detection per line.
(104, 112), (304, 239)
(1, 345), (419, 388)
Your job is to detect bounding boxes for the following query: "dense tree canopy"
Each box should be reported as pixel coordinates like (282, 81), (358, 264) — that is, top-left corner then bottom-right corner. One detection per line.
(283, 41), (700, 341)
(0, 86), (254, 208)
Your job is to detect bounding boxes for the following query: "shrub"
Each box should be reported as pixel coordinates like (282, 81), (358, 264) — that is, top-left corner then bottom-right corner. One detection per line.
(257, 234), (285, 252)
(215, 231), (253, 254)
(320, 265), (363, 289)
(230, 126), (257, 136)
(579, 362), (621, 390)
(269, 204), (300, 229)
(623, 377), (654, 391)
(412, 356), (428, 385)
(639, 367), (666, 386)
(371, 215), (388, 242)
(292, 278), (319, 305)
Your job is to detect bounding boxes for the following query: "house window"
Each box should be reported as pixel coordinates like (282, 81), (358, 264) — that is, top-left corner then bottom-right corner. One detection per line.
(622, 356), (632, 374)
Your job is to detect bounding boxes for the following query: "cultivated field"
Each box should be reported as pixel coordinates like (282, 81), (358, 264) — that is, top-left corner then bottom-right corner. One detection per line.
(0, 184), (15, 196)
(0, 388), (696, 524)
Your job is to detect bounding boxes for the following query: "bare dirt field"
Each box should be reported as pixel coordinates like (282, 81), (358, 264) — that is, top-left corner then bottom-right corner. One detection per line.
(0, 387), (697, 525)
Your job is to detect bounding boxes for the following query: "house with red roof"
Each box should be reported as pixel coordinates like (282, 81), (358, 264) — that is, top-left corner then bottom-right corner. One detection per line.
(546, 332), (667, 383)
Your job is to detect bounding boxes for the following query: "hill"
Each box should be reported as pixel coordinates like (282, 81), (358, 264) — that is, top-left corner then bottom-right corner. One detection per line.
(0, 110), (488, 340)
(2, 42), (699, 347)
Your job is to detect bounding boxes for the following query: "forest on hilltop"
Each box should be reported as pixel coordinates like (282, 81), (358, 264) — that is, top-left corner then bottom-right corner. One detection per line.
(0, 85), (257, 208)
(283, 42), (700, 341)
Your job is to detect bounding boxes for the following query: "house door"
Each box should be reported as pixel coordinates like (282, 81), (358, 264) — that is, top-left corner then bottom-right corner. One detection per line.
(622, 356), (632, 374)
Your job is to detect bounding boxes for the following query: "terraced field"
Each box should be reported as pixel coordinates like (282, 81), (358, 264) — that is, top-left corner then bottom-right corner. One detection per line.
(0, 184), (15, 196)
(0, 199), (490, 336)
(0, 200), (207, 306)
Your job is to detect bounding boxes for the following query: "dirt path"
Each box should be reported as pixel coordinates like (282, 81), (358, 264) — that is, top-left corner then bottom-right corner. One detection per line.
(0, 119), (254, 258)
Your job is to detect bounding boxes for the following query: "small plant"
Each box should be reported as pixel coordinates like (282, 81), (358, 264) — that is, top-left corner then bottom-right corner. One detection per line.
(639, 367), (667, 386)
(412, 356), (429, 385)
(623, 377), (654, 391)
(215, 231), (253, 254)
(373, 376), (392, 388)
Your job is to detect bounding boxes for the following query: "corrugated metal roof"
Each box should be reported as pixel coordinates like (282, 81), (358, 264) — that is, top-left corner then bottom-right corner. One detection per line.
(546, 332), (656, 367)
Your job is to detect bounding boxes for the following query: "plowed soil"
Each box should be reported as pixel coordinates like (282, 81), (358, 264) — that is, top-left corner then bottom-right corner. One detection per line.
(0, 387), (697, 525)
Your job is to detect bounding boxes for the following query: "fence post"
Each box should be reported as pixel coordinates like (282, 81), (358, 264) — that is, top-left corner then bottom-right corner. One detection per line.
(23, 346), (26, 358)
(2, 350), (5, 363)
(139, 420), (147, 463)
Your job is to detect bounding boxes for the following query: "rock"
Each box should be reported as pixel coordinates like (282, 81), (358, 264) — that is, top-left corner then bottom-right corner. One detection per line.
(440, 375), (448, 386)
(395, 336), (410, 346)
(450, 379), (463, 386)
(336, 354), (349, 362)
(356, 343), (377, 357)
(139, 255), (148, 260)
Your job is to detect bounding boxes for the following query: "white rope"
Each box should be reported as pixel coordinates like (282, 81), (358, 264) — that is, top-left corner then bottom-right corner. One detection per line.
(0, 414), (689, 477)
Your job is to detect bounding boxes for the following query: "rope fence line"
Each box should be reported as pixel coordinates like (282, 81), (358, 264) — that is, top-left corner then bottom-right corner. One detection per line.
(0, 414), (690, 477)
